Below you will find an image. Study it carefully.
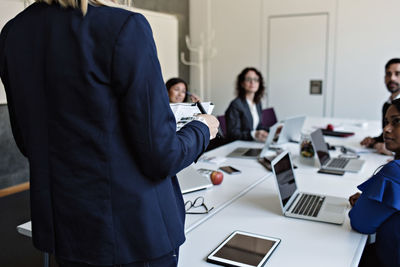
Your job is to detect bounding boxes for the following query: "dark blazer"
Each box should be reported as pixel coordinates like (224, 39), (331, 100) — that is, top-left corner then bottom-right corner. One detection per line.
(0, 3), (209, 265)
(225, 97), (265, 141)
(373, 101), (391, 143)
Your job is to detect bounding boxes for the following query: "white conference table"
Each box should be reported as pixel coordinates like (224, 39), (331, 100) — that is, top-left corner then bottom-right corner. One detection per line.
(17, 116), (392, 267)
(183, 140), (272, 233)
(179, 116), (392, 267)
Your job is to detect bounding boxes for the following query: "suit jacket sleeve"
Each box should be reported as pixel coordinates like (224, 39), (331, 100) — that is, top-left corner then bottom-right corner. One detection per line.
(0, 21), (27, 157)
(111, 13), (209, 179)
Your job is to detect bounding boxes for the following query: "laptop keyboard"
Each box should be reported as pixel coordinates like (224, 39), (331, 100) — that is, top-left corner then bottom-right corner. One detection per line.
(292, 194), (325, 217)
(327, 158), (350, 169)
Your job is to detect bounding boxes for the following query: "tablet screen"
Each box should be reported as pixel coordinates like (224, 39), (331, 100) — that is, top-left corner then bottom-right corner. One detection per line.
(207, 231), (280, 267)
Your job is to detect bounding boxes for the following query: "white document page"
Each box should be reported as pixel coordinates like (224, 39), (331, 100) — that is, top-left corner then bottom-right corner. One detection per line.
(170, 102), (214, 131)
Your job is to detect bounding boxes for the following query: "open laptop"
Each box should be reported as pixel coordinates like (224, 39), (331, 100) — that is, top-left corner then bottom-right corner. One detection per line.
(227, 123), (280, 158)
(177, 165), (212, 194)
(275, 115), (306, 144)
(227, 115), (305, 158)
(310, 129), (365, 172)
(271, 151), (347, 224)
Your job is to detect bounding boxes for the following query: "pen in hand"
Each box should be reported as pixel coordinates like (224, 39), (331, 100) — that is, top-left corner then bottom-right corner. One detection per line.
(196, 100), (207, 114)
(196, 101), (223, 139)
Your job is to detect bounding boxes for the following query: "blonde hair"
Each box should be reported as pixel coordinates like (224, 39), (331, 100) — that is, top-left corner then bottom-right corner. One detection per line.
(35, 0), (122, 15)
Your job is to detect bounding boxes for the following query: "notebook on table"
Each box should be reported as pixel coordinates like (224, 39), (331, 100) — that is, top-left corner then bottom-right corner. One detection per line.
(321, 129), (354, 137)
(310, 129), (364, 172)
(176, 165), (212, 194)
(271, 151), (347, 224)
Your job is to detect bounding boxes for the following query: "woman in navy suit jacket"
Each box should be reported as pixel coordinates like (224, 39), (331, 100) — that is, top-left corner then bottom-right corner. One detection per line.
(0, 0), (218, 266)
(349, 98), (400, 267)
(225, 67), (268, 142)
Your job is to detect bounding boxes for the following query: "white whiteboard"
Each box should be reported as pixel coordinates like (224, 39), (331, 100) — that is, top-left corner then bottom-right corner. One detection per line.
(0, 3), (179, 104)
(135, 8), (179, 82)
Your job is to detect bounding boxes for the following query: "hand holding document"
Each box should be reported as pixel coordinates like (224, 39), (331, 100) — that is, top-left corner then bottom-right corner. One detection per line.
(198, 155), (227, 165)
(170, 102), (215, 131)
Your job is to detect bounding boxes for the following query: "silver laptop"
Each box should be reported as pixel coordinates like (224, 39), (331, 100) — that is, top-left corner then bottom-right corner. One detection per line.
(310, 129), (365, 172)
(276, 115), (306, 144)
(271, 151), (347, 224)
(177, 165), (213, 194)
(227, 123), (280, 158)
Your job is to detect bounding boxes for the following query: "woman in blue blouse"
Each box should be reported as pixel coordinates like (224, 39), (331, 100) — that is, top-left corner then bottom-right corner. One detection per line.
(349, 98), (400, 267)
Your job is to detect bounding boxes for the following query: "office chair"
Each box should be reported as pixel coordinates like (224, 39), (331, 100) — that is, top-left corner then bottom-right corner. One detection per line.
(262, 108), (278, 128)
(217, 115), (227, 136)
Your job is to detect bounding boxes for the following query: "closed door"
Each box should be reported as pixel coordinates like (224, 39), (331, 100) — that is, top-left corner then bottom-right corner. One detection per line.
(268, 14), (328, 119)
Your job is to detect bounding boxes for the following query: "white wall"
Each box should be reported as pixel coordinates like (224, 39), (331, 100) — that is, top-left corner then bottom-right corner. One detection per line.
(190, 0), (263, 115)
(333, 0), (400, 119)
(188, 0), (212, 103)
(190, 0), (400, 120)
(210, 0), (263, 116)
(0, 2), (179, 104)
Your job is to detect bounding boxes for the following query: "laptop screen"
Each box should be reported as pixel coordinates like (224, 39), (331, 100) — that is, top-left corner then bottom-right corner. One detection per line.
(260, 123), (280, 156)
(277, 116), (305, 144)
(273, 153), (297, 207)
(310, 129), (330, 165)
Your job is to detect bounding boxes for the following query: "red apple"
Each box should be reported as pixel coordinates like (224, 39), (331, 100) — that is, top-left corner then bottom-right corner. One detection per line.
(210, 171), (223, 185)
(326, 124), (334, 131)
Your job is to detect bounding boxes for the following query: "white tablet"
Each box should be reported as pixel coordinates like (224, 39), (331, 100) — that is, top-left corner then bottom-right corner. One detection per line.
(207, 231), (281, 267)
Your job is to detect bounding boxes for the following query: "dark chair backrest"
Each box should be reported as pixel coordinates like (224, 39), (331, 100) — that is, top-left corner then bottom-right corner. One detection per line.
(217, 115), (227, 136)
(262, 107), (278, 128)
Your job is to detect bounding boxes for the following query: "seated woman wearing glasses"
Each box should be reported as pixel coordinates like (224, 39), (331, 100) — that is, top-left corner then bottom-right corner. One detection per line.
(166, 77), (200, 103)
(225, 67), (268, 142)
(349, 98), (400, 267)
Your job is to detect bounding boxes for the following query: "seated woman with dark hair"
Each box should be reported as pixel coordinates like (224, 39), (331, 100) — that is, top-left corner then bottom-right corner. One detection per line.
(225, 67), (268, 142)
(349, 98), (400, 267)
(165, 77), (200, 103)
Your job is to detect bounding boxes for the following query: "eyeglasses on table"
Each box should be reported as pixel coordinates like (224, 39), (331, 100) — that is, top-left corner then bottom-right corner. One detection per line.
(184, 196), (214, 214)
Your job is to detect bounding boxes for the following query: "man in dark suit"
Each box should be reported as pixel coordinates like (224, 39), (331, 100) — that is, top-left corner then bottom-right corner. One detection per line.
(361, 58), (400, 156)
(0, 1), (218, 266)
